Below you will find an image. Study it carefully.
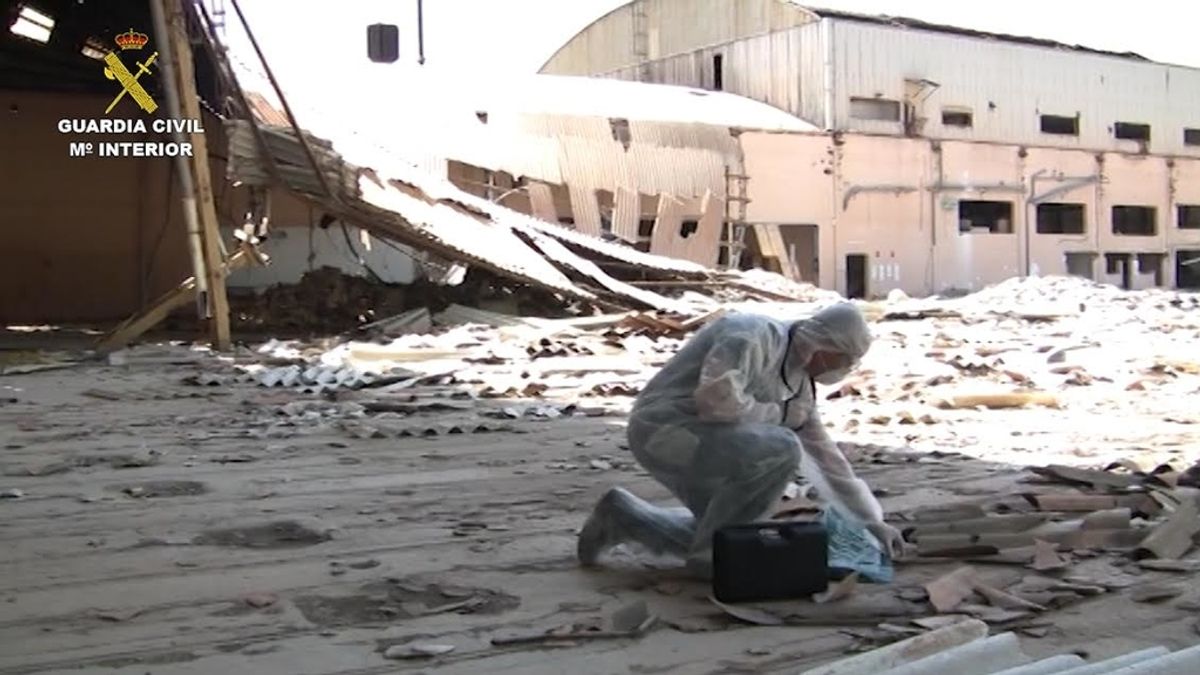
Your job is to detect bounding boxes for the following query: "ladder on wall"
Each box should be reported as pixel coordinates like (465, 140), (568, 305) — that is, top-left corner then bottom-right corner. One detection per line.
(206, 0), (227, 39)
(722, 163), (751, 269)
(631, 0), (651, 81)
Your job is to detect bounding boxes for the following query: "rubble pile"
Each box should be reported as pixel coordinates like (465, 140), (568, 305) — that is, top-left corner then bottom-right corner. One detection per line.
(164, 266), (583, 336)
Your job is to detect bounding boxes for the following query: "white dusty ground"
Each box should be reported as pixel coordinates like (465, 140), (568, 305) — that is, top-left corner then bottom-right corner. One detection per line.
(1, 276), (1199, 674)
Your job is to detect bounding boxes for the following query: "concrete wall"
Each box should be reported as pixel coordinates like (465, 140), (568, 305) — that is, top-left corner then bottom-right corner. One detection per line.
(0, 90), (416, 324)
(741, 129), (1200, 297)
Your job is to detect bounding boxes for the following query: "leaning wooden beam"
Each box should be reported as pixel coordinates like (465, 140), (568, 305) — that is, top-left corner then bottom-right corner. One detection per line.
(166, 0), (231, 350)
(97, 250), (249, 353)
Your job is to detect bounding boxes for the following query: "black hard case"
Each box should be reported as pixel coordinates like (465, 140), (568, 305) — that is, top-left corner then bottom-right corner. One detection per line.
(712, 521), (829, 603)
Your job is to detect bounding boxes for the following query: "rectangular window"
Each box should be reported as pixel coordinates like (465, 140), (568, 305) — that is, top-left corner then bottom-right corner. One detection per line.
(712, 54), (724, 91)
(1177, 250), (1200, 290)
(850, 97), (901, 122)
(1179, 205), (1200, 230)
(1137, 253), (1165, 286)
(1112, 205), (1157, 236)
(958, 200), (1014, 234)
(1185, 129), (1200, 146)
(1064, 252), (1094, 279)
(1114, 122), (1151, 141)
(942, 108), (973, 128)
(1036, 203), (1086, 235)
(1041, 114), (1079, 136)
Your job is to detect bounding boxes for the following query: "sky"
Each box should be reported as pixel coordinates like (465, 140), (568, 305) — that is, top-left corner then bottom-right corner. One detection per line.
(228, 0), (1200, 78)
(221, 0), (1200, 166)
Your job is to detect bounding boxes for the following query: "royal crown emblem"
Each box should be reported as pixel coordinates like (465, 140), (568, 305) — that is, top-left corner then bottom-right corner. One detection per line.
(114, 28), (149, 51)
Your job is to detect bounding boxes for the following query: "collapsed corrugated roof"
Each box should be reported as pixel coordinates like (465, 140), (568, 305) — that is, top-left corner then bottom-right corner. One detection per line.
(225, 120), (706, 313)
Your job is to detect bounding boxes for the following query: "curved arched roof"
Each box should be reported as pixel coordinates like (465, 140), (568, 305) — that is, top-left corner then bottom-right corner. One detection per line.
(541, 0), (1146, 75)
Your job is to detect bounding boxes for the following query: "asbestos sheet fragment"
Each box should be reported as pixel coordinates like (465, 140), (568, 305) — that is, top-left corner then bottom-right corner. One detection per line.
(708, 597), (784, 626)
(925, 566), (978, 613)
(1030, 539), (1069, 572)
(812, 572), (859, 604)
(1134, 498), (1200, 560)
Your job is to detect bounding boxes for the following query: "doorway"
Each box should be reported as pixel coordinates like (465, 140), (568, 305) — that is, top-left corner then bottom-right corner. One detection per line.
(778, 224), (819, 283)
(846, 254), (867, 299)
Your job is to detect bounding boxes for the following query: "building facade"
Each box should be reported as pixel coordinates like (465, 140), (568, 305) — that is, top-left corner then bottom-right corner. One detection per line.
(537, 0), (1200, 296)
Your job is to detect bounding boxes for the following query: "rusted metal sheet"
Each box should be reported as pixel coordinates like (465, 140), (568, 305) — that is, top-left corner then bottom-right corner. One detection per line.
(526, 182), (558, 222)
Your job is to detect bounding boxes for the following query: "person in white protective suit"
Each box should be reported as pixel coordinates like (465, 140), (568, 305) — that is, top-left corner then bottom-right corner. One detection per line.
(577, 302), (905, 577)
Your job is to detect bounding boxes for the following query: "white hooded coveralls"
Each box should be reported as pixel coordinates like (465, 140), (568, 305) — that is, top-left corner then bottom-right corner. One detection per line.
(578, 304), (884, 572)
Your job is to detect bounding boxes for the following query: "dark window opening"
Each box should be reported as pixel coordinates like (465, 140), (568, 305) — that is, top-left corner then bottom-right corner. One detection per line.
(712, 54), (724, 91)
(1114, 122), (1151, 141)
(1137, 253), (1165, 286)
(679, 220), (698, 238)
(942, 109), (973, 128)
(1105, 253), (1133, 289)
(609, 118), (631, 150)
(1112, 205), (1156, 236)
(1064, 252), (1095, 279)
(638, 218), (655, 238)
(1040, 114), (1079, 136)
(1036, 203), (1086, 235)
(1178, 205), (1200, 229)
(846, 254), (867, 299)
(1177, 250), (1200, 289)
(850, 97), (901, 122)
(1185, 128), (1200, 146)
(958, 200), (1014, 234)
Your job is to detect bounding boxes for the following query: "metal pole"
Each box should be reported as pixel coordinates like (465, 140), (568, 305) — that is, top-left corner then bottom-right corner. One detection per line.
(149, 0), (209, 312)
(228, 0), (336, 202)
(417, 0), (425, 65)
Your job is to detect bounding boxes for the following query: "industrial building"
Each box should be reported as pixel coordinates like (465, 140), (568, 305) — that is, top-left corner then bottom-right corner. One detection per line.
(508, 0), (1200, 297)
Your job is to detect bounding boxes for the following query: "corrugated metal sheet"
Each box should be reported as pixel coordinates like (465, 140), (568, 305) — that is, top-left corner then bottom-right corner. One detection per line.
(396, 77), (812, 206)
(518, 227), (692, 313)
(691, 190), (726, 263)
(358, 174), (588, 298)
(614, 187), (642, 242)
(568, 184), (603, 236)
(540, 0), (819, 76)
(829, 21), (1200, 155)
(650, 193), (686, 253)
(595, 24), (826, 128)
(526, 182), (558, 222)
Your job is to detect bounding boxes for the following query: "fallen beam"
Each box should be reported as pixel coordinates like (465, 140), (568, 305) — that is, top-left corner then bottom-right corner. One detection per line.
(97, 249), (249, 353)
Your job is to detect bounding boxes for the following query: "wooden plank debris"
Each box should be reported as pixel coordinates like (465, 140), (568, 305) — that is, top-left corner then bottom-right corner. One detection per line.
(167, 0), (230, 350)
(935, 392), (1060, 410)
(97, 250), (249, 353)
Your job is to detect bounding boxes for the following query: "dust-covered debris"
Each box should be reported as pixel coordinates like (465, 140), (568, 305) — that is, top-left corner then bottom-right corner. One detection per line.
(193, 521), (332, 549)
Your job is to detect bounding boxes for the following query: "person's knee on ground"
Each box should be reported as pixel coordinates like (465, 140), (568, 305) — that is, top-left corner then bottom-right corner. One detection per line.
(577, 486), (694, 566)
